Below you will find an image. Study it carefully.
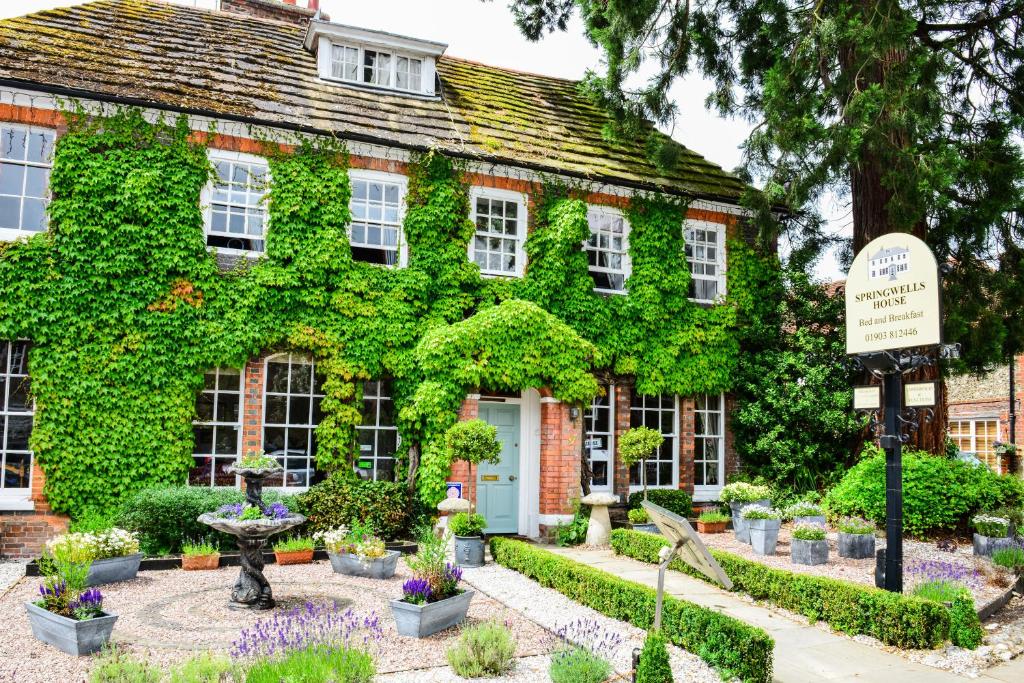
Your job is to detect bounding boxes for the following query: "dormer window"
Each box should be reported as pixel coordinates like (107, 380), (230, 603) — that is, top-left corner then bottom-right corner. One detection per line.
(329, 45), (423, 91)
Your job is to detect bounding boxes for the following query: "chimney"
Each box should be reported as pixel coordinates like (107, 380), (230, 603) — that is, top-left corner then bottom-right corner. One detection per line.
(219, 0), (327, 25)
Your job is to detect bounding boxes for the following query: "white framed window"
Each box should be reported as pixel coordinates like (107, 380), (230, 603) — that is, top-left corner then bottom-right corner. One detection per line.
(0, 124), (54, 240)
(329, 42), (425, 93)
(693, 393), (725, 500)
(190, 368), (242, 487)
(355, 380), (399, 481)
(684, 220), (726, 302)
(0, 341), (33, 503)
(949, 418), (1001, 473)
(262, 353), (325, 489)
(583, 384), (615, 492)
(586, 206), (630, 293)
(395, 56), (423, 91)
(203, 150), (269, 255)
(469, 188), (526, 277)
(349, 170), (407, 266)
(629, 393), (678, 489)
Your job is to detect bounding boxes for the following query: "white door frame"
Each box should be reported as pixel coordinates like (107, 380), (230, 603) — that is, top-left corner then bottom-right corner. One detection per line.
(478, 389), (541, 538)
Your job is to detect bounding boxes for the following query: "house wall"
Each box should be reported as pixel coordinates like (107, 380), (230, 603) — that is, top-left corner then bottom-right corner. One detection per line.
(947, 356), (1023, 475)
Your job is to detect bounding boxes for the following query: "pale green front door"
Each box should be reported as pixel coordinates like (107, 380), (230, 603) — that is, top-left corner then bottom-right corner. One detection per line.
(477, 403), (520, 534)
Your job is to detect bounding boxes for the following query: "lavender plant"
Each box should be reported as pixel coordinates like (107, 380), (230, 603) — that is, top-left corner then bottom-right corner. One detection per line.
(69, 587), (104, 620)
(906, 559), (980, 590)
(991, 539), (1024, 574)
(548, 618), (622, 683)
(230, 602), (382, 660)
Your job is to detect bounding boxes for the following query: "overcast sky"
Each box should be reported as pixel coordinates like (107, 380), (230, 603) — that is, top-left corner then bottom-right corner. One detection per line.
(3, 0), (847, 279)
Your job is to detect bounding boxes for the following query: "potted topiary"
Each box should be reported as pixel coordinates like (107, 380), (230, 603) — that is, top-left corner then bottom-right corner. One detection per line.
(449, 512), (487, 567)
(790, 523), (829, 565)
(836, 516), (875, 559)
(445, 418), (502, 516)
(26, 555), (117, 655)
(972, 514), (1010, 557)
(720, 483), (771, 543)
(181, 538), (220, 571)
(741, 504), (782, 555)
(786, 501), (825, 527)
(390, 530), (473, 638)
(272, 536), (314, 565)
(619, 426), (665, 503)
(319, 525), (401, 579)
(696, 511), (730, 534)
(628, 507), (659, 534)
(45, 528), (143, 587)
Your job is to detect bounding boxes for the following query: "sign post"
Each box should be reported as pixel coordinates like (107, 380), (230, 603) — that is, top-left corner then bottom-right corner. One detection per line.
(845, 233), (945, 593)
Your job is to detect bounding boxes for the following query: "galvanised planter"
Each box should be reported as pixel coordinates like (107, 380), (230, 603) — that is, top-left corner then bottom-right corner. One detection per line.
(454, 536), (485, 568)
(838, 532), (875, 560)
(791, 538), (829, 565)
(973, 533), (1007, 558)
(730, 500), (770, 543)
(86, 553), (143, 586)
(328, 550), (400, 579)
(24, 602), (117, 656)
(390, 590), (473, 638)
(747, 518), (781, 555)
(793, 515), (826, 528)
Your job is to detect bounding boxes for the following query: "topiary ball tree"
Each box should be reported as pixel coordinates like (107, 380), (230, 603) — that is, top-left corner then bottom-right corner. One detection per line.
(445, 419), (502, 512)
(619, 426), (665, 502)
(636, 629), (673, 683)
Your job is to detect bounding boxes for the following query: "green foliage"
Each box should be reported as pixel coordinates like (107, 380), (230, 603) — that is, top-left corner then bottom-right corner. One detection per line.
(992, 545), (1024, 573)
(490, 537), (774, 682)
(628, 508), (649, 524)
(698, 511), (730, 524)
(791, 524), (826, 541)
(446, 621), (517, 678)
(167, 653), (236, 683)
(619, 427), (664, 465)
(89, 647), (161, 683)
(627, 489), (692, 517)
(972, 514), (1010, 537)
(549, 645), (612, 683)
(272, 536), (314, 552)
(836, 517), (874, 535)
(445, 419), (501, 466)
(823, 448), (1024, 536)
(949, 590), (984, 650)
(448, 512), (487, 537)
(555, 504), (590, 546)
(236, 453), (279, 470)
(719, 483), (771, 504)
(636, 630), (673, 683)
(912, 580), (965, 603)
(181, 538), (217, 557)
(295, 473), (408, 540)
(244, 646), (374, 683)
(611, 528), (969, 649)
(68, 508), (118, 534)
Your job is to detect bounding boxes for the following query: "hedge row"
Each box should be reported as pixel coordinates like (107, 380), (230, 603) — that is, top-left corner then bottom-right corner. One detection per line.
(611, 529), (981, 649)
(490, 537), (773, 683)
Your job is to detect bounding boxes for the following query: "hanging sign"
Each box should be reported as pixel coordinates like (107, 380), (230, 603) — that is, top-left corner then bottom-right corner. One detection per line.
(904, 381), (937, 407)
(853, 386), (881, 410)
(845, 234), (941, 354)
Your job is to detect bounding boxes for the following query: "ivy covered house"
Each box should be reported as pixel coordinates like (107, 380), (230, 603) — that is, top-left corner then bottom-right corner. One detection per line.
(0, 0), (766, 556)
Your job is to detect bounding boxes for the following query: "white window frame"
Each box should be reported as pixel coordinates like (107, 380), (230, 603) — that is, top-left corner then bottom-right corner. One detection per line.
(202, 149), (270, 257)
(0, 340), (33, 509)
(949, 418), (1002, 473)
(261, 353), (324, 491)
(684, 219), (727, 303)
(355, 380), (401, 482)
(0, 124), (55, 242)
(585, 205), (631, 294)
(325, 40), (429, 94)
(693, 393), (726, 501)
(628, 393), (679, 491)
(468, 187), (527, 277)
(190, 367), (243, 488)
(348, 169), (408, 267)
(583, 384), (615, 493)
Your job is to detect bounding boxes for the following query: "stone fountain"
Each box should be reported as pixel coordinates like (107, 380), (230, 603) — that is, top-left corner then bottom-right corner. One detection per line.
(198, 464), (305, 610)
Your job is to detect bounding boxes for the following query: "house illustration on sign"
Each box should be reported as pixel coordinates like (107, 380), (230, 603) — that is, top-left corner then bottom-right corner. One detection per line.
(868, 246), (910, 281)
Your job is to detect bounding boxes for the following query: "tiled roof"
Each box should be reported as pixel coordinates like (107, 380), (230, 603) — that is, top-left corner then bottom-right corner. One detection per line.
(0, 0), (747, 202)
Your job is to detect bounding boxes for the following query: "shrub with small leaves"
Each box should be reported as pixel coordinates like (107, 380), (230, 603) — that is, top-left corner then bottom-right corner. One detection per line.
(628, 508), (649, 524)
(446, 620), (516, 678)
(636, 629), (673, 683)
(449, 512), (487, 537)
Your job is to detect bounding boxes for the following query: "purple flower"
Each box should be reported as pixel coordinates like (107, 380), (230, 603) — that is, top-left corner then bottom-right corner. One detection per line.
(265, 502), (290, 520)
(906, 559), (980, 589)
(69, 587), (103, 618)
(402, 578), (432, 605)
(38, 580), (66, 600)
(444, 562), (463, 583)
(553, 617), (623, 659)
(216, 503), (244, 519)
(230, 602), (381, 660)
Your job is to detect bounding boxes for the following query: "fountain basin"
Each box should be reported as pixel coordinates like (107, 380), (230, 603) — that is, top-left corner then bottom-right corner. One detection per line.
(197, 514), (306, 539)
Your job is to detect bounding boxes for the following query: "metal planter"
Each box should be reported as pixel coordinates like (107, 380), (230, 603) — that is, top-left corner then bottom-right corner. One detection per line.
(791, 538), (829, 565)
(328, 550), (400, 579)
(973, 533), (1006, 558)
(747, 518), (781, 555)
(454, 536), (485, 567)
(24, 602), (117, 656)
(86, 553), (143, 586)
(730, 499), (770, 543)
(390, 590), (473, 638)
(838, 532), (875, 559)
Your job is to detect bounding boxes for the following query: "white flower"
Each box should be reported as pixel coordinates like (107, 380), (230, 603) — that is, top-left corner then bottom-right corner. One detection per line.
(740, 504), (780, 520)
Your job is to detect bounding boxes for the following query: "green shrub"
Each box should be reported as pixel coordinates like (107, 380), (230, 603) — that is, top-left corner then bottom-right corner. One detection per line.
(791, 524), (826, 541)
(272, 536), (314, 553)
(549, 646), (612, 683)
(490, 537), (773, 682)
(446, 620), (516, 678)
(611, 528), (962, 649)
(823, 448), (1024, 536)
(627, 489), (692, 517)
(629, 508), (649, 524)
(949, 590), (984, 650)
(449, 512), (487, 537)
(555, 504), (590, 546)
(167, 653), (236, 683)
(296, 473), (408, 540)
(245, 646), (374, 683)
(636, 629), (673, 683)
(69, 507), (118, 534)
(89, 647), (161, 683)
(445, 419), (502, 466)
(116, 486), (298, 555)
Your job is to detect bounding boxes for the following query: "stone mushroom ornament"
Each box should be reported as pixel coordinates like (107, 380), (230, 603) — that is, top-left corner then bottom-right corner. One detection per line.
(580, 492), (618, 546)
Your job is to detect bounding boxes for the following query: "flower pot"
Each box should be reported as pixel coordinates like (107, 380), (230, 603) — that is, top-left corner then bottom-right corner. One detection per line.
(973, 533), (1007, 558)
(390, 590), (474, 638)
(328, 550), (400, 579)
(274, 549), (314, 565)
(838, 532), (875, 560)
(181, 553), (220, 571)
(730, 499), (769, 543)
(454, 536), (485, 568)
(86, 553), (143, 586)
(630, 522), (660, 534)
(793, 515), (826, 527)
(696, 520), (727, 534)
(747, 518), (781, 555)
(791, 538), (829, 565)
(24, 601), (117, 656)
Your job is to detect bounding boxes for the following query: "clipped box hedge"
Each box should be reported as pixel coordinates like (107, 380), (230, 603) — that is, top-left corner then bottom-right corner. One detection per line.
(610, 529), (979, 649)
(490, 537), (773, 683)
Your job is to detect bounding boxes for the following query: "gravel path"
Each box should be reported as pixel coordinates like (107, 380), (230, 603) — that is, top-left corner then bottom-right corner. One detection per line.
(0, 562), (25, 594)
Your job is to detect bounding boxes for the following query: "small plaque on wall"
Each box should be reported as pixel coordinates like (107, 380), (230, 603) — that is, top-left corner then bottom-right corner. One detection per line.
(853, 386), (881, 410)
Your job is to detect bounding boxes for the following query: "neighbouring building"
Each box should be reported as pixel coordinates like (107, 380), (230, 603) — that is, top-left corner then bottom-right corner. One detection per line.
(0, 0), (754, 556)
(947, 356), (1022, 475)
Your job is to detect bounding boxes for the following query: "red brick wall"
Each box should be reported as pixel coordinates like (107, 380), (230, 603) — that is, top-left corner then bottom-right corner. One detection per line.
(242, 354), (268, 455)
(1, 461), (69, 559)
(678, 397), (695, 495)
(447, 396), (480, 506)
(612, 383), (632, 499)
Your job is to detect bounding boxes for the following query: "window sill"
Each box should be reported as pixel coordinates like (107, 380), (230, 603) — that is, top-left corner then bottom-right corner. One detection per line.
(0, 227), (44, 243)
(206, 246), (264, 259)
(593, 288), (628, 296)
(0, 497), (35, 512)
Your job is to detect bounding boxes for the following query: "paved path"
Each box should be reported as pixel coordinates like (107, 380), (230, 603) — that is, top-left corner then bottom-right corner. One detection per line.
(548, 546), (1020, 683)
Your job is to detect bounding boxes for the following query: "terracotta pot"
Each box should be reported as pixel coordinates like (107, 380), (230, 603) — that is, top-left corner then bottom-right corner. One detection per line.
(181, 553), (220, 571)
(275, 549), (314, 565)
(697, 520), (727, 534)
